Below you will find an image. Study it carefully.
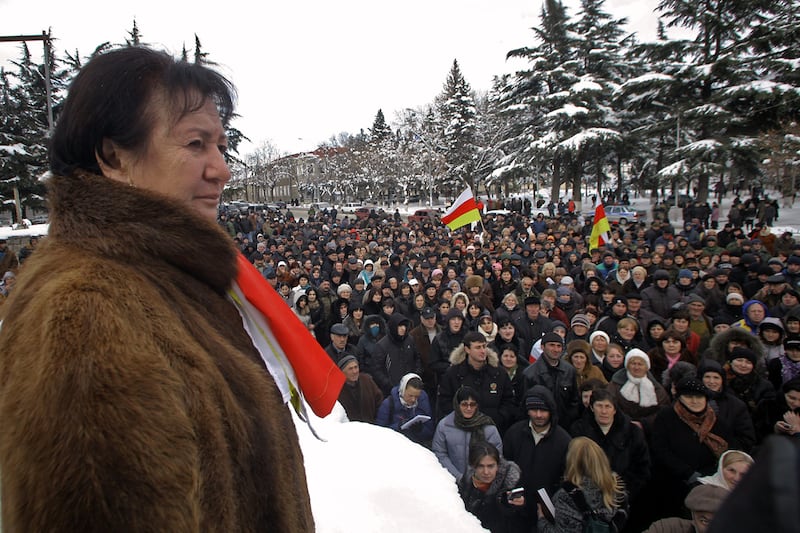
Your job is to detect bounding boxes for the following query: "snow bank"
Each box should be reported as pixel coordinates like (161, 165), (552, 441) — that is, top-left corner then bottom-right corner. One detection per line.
(295, 403), (487, 533)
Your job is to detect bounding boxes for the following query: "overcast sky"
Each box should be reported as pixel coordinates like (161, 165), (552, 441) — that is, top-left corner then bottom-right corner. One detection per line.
(0, 0), (678, 156)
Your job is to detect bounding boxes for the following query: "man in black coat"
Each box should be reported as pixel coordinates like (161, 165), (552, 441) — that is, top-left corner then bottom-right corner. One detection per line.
(519, 296), (552, 356)
(325, 323), (359, 365)
(569, 388), (651, 499)
(437, 331), (517, 432)
(503, 386), (572, 530)
(371, 314), (421, 395)
(523, 332), (580, 429)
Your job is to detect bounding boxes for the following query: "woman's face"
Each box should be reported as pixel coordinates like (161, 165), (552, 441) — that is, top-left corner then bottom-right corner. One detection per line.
(679, 394), (707, 413)
(606, 349), (624, 368)
(459, 397), (478, 419)
(731, 357), (754, 375)
(592, 336), (608, 353)
(454, 297), (467, 311)
(468, 304), (481, 317)
(499, 324), (515, 340)
(570, 351), (587, 371)
(785, 390), (800, 410)
(402, 386), (421, 406)
(761, 328), (782, 343)
(618, 324), (636, 340)
(649, 324), (665, 340)
(627, 357), (648, 378)
(702, 372), (723, 392)
(501, 350), (517, 370)
(414, 294), (425, 308)
(106, 98), (230, 221)
(307, 290), (317, 301)
(723, 460), (751, 488)
(662, 336), (682, 355)
(473, 455), (499, 484)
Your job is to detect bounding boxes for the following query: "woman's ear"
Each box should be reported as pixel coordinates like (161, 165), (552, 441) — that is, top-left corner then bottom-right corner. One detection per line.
(96, 139), (129, 184)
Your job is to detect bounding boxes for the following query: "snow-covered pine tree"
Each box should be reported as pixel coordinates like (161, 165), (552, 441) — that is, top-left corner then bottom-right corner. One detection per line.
(0, 42), (62, 221)
(437, 59), (479, 197)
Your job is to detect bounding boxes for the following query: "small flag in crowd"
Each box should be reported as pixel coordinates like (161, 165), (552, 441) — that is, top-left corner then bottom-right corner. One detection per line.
(590, 202), (612, 250)
(441, 187), (482, 230)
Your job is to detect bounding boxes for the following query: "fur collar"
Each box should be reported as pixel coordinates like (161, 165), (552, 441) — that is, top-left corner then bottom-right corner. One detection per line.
(47, 172), (238, 293)
(448, 343), (499, 367)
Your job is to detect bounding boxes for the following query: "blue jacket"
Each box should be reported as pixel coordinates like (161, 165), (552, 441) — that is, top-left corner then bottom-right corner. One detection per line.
(376, 383), (435, 445)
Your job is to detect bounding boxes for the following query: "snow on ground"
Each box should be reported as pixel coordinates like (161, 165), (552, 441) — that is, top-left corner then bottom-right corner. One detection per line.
(294, 403), (487, 533)
(0, 223), (48, 240)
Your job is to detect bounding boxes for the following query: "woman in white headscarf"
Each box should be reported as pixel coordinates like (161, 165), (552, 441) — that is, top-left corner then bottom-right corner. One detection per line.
(608, 349), (670, 436)
(697, 449), (754, 491)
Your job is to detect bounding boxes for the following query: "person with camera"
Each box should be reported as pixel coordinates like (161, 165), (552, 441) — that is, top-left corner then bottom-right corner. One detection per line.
(457, 441), (527, 533)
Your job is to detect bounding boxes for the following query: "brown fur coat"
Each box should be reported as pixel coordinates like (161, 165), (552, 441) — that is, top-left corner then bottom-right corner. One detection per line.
(0, 173), (314, 532)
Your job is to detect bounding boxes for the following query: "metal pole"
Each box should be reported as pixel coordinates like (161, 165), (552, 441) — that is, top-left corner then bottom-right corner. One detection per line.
(675, 113), (680, 208)
(41, 31), (54, 134)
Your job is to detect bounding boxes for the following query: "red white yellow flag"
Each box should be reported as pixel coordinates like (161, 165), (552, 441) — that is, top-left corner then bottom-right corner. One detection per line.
(441, 187), (482, 230)
(590, 202), (612, 250)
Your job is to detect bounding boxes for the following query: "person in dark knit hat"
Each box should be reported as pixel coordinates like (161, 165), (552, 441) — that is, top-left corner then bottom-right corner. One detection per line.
(502, 386), (572, 526)
(336, 355), (384, 423)
(697, 358), (756, 453)
(726, 346), (777, 441)
(649, 376), (733, 520)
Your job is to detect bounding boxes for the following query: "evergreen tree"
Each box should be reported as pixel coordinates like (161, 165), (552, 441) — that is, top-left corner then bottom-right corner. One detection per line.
(438, 59), (479, 196)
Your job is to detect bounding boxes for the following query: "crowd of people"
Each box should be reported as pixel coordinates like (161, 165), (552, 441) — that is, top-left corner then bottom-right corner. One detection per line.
(4, 183), (799, 532)
(212, 198), (800, 532)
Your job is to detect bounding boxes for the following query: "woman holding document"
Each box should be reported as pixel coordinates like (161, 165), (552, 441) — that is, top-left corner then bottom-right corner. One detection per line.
(537, 437), (628, 533)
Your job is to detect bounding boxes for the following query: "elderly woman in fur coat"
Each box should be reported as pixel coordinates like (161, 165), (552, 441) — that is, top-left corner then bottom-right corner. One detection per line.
(0, 47), (315, 532)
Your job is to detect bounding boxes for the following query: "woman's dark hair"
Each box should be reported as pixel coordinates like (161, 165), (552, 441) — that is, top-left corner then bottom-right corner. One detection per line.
(455, 386), (480, 404)
(589, 387), (617, 407)
(468, 441), (500, 468)
(784, 377), (800, 394)
(580, 378), (606, 395)
(661, 327), (687, 348)
(51, 46), (236, 176)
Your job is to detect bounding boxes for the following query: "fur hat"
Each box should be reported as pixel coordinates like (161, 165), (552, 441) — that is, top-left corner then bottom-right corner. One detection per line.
(465, 275), (484, 289)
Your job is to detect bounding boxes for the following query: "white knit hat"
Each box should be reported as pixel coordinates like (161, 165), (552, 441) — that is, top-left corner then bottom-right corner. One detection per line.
(624, 348), (651, 369)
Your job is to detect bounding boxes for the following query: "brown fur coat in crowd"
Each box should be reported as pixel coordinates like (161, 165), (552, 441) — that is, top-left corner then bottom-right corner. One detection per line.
(0, 172), (314, 532)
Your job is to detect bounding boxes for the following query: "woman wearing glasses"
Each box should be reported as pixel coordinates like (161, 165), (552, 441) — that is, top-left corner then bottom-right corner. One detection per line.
(433, 386), (503, 479)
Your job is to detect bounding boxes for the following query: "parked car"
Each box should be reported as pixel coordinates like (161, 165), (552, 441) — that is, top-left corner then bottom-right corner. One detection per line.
(665, 193), (692, 207)
(407, 208), (439, 224)
(354, 207), (374, 220)
(604, 205), (645, 225)
(340, 202), (362, 213)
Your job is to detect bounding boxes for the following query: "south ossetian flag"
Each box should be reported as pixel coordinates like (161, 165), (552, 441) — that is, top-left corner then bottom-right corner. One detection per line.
(441, 187), (482, 230)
